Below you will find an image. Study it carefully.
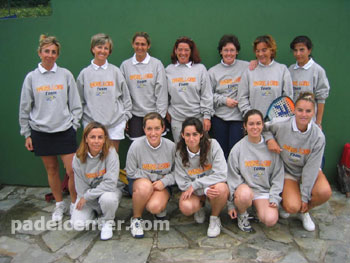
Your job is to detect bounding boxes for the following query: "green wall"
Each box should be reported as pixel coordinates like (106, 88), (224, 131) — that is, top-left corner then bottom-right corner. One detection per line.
(1, 0), (349, 186)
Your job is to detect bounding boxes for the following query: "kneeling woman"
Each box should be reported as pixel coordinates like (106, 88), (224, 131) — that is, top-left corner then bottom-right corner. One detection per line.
(227, 109), (284, 232)
(71, 122), (122, 240)
(175, 117), (228, 238)
(126, 112), (176, 238)
(264, 92), (332, 231)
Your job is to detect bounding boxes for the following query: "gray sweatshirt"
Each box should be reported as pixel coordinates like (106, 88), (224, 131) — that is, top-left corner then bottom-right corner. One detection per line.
(73, 147), (120, 201)
(208, 59), (249, 121)
(264, 116), (325, 203)
(120, 55), (168, 118)
(226, 136), (284, 210)
(166, 63), (214, 121)
(238, 61), (293, 118)
(126, 136), (176, 187)
(76, 63), (132, 129)
(174, 139), (227, 193)
(289, 59), (330, 103)
(19, 64), (82, 138)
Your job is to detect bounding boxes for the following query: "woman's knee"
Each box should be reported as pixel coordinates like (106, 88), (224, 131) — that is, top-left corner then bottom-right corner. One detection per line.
(179, 200), (198, 216)
(146, 200), (166, 214)
(133, 179), (153, 197)
(283, 201), (301, 214)
(261, 212), (278, 227)
(235, 185), (253, 205)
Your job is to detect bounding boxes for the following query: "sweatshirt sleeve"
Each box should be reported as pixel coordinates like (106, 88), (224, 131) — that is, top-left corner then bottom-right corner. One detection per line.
(191, 140), (227, 190)
(268, 153), (284, 205)
(118, 70), (132, 121)
(72, 156), (90, 198)
(19, 73), (34, 138)
(237, 69), (251, 117)
(314, 66), (330, 104)
(155, 62), (168, 118)
(174, 152), (192, 191)
(209, 69), (227, 108)
(300, 135), (325, 203)
(159, 146), (176, 187)
(76, 70), (86, 107)
(281, 66), (293, 98)
(66, 71), (82, 130)
(83, 149), (120, 201)
(199, 66), (214, 119)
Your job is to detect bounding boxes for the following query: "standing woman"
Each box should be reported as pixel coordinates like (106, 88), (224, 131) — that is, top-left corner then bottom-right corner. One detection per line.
(19, 35), (82, 221)
(208, 34), (249, 159)
(264, 92), (332, 231)
(227, 109), (284, 232)
(166, 37), (214, 143)
(289, 36), (330, 128)
(71, 122), (122, 240)
(77, 33), (132, 152)
(175, 117), (228, 238)
(120, 32), (168, 140)
(126, 112), (175, 238)
(238, 35), (293, 118)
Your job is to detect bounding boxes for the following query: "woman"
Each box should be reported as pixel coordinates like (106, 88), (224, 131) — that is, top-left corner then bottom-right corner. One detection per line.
(175, 117), (228, 238)
(238, 35), (293, 118)
(208, 34), (249, 159)
(227, 109), (284, 232)
(289, 36), (330, 128)
(126, 112), (175, 238)
(71, 122), (122, 240)
(77, 33), (132, 152)
(19, 35), (82, 222)
(166, 37), (214, 143)
(120, 32), (168, 140)
(264, 92), (332, 231)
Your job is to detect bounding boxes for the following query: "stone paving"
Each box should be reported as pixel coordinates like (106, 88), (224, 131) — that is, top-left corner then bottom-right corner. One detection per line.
(0, 185), (349, 263)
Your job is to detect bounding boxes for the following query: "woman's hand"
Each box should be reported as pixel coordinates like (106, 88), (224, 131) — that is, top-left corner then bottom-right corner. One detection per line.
(226, 98), (238, 108)
(228, 208), (237, 219)
(267, 139), (282, 154)
(300, 202), (309, 213)
(181, 185), (194, 200)
(203, 118), (211, 132)
(153, 180), (165, 191)
(249, 60), (258, 71)
(76, 197), (86, 210)
(25, 137), (34, 151)
(269, 202), (277, 208)
(206, 185), (220, 198)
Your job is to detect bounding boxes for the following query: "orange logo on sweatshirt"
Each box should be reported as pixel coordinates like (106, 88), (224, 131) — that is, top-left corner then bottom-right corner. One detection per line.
(130, 73), (154, 80)
(85, 168), (106, 179)
(172, 77), (196, 83)
(244, 160), (271, 167)
(219, 77), (241, 86)
(90, 81), (114, 88)
(292, 81), (310, 87)
(36, 84), (64, 92)
(142, 162), (170, 170)
(187, 164), (212, 176)
(282, 144), (310, 155)
(253, 80), (279, 86)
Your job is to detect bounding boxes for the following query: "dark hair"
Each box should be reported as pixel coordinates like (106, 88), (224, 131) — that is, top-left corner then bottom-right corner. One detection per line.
(253, 35), (277, 59)
(243, 109), (264, 126)
(176, 117), (210, 168)
(143, 112), (164, 128)
(295, 92), (316, 107)
(132, 32), (151, 46)
(290, 35), (313, 51)
(76, 122), (111, 163)
(217, 34), (241, 57)
(171, 36), (201, 64)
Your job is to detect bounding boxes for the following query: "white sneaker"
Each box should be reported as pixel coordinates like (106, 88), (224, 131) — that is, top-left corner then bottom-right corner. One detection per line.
(52, 201), (66, 222)
(194, 207), (205, 224)
(207, 216), (221, 238)
(237, 212), (252, 232)
(130, 217), (144, 238)
(100, 221), (114, 240)
(70, 203), (75, 216)
(279, 207), (290, 219)
(297, 212), (315, 231)
(155, 210), (167, 220)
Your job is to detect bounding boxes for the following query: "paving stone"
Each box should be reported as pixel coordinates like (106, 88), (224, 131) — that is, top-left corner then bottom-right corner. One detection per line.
(261, 223), (293, 244)
(0, 255), (12, 263)
(12, 244), (57, 263)
(25, 187), (51, 200)
(0, 186), (16, 200)
(246, 233), (291, 255)
(256, 248), (284, 262)
(319, 223), (350, 241)
(157, 228), (189, 249)
(16, 211), (51, 235)
(199, 232), (241, 248)
(52, 257), (74, 263)
(83, 236), (153, 263)
(288, 218), (317, 239)
(294, 238), (326, 263)
(235, 244), (259, 260)
(23, 198), (53, 211)
(0, 199), (21, 212)
(175, 223), (208, 244)
(278, 251), (308, 263)
(324, 241), (350, 263)
(42, 226), (80, 252)
(59, 231), (99, 260)
(0, 236), (30, 256)
(115, 206), (132, 221)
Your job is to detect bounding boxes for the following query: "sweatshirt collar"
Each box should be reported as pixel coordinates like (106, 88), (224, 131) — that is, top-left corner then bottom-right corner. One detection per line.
(293, 58), (314, 70)
(292, 116), (312, 134)
(132, 53), (150, 65)
(145, 137), (162, 150)
(187, 146), (200, 158)
(221, 59), (236, 67)
(175, 61), (192, 68)
(258, 59), (274, 67)
(87, 151), (101, 159)
(38, 63), (57, 73)
(91, 59), (108, 70)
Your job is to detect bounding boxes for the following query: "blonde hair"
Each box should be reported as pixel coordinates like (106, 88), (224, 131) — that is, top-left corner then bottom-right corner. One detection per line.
(38, 34), (61, 55)
(253, 35), (277, 59)
(295, 92), (316, 107)
(76, 122), (112, 163)
(90, 33), (113, 56)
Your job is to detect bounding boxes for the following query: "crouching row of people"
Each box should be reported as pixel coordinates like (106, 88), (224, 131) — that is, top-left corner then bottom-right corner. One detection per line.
(71, 93), (332, 240)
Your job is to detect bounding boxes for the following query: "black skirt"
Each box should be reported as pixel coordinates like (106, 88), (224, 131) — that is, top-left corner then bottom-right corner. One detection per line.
(31, 127), (77, 156)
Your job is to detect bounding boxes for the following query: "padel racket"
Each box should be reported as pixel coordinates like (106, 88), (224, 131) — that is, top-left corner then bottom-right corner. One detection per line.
(265, 96), (295, 121)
